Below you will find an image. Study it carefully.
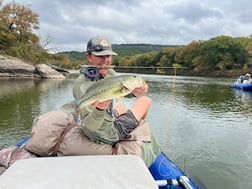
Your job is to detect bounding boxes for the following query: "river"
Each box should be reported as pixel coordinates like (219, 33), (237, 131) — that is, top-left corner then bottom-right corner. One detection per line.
(0, 73), (252, 189)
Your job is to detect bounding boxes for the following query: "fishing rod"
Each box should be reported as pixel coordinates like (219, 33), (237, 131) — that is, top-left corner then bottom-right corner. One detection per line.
(80, 65), (188, 80)
(80, 65), (189, 69)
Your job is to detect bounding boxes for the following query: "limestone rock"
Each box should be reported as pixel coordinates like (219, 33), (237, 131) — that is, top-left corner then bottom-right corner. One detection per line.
(0, 55), (68, 78)
(35, 64), (65, 79)
(0, 55), (36, 77)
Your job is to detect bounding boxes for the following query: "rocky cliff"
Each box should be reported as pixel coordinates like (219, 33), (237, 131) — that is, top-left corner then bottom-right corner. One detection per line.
(0, 55), (69, 78)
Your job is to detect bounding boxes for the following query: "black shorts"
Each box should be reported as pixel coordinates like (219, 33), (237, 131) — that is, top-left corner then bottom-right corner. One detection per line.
(113, 110), (139, 140)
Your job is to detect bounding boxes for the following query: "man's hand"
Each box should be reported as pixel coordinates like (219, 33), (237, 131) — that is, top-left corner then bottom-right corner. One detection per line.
(92, 100), (112, 110)
(132, 83), (148, 97)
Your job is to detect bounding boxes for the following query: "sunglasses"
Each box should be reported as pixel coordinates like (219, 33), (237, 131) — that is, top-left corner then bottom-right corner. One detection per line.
(87, 45), (110, 52)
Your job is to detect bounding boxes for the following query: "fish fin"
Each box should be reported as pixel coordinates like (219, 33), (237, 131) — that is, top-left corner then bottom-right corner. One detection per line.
(60, 101), (77, 115)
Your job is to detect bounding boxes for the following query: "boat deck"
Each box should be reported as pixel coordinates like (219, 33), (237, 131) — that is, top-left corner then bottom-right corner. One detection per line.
(0, 155), (158, 189)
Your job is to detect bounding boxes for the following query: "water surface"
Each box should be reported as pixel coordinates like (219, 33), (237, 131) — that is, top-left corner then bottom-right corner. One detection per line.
(0, 74), (252, 189)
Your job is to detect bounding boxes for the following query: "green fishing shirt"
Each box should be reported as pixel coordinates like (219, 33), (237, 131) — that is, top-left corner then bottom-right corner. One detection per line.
(72, 69), (160, 166)
(73, 69), (120, 144)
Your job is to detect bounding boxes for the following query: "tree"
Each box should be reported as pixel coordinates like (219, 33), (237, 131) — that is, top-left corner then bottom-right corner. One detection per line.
(198, 36), (247, 70)
(0, 1), (39, 43)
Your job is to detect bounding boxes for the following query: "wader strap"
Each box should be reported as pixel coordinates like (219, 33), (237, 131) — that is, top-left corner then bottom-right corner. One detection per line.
(112, 143), (118, 155)
(53, 122), (79, 156)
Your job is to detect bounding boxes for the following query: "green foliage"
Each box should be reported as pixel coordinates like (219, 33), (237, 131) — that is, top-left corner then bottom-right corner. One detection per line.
(0, 30), (18, 50)
(1, 1), (252, 75)
(0, 2), (39, 43)
(0, 1), (69, 67)
(6, 43), (46, 64)
(58, 51), (85, 62)
(197, 36), (247, 70)
(112, 44), (176, 56)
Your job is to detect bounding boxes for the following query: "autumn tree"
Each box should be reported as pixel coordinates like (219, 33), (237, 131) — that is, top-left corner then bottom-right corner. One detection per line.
(161, 47), (175, 66)
(0, 1), (39, 43)
(196, 36), (246, 71)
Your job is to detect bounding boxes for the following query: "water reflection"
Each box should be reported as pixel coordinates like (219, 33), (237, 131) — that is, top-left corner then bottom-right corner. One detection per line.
(0, 74), (252, 189)
(142, 75), (252, 188)
(147, 75), (252, 117)
(233, 89), (252, 102)
(0, 77), (74, 147)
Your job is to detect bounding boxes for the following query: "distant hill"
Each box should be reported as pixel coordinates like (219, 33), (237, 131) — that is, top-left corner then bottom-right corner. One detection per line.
(58, 44), (178, 62)
(112, 43), (178, 56)
(57, 51), (85, 62)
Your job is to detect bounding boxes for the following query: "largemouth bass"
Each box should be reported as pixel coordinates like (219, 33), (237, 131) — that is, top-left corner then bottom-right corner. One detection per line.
(76, 74), (145, 110)
(60, 75), (145, 116)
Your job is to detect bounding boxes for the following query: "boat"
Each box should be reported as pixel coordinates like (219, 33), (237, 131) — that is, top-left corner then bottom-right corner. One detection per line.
(232, 75), (252, 91)
(232, 81), (252, 91)
(0, 138), (198, 189)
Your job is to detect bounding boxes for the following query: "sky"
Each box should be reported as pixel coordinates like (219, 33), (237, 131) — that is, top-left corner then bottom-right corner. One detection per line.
(2, 0), (252, 52)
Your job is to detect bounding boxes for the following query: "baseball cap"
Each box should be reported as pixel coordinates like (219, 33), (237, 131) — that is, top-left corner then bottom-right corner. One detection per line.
(86, 36), (117, 56)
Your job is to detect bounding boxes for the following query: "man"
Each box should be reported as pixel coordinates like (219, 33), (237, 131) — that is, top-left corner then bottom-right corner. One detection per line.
(73, 35), (152, 144)
(72, 35), (160, 166)
(242, 73), (251, 84)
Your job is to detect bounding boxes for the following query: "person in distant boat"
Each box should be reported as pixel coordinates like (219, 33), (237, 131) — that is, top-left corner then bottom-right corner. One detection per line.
(242, 73), (252, 84)
(72, 35), (152, 144)
(237, 75), (245, 83)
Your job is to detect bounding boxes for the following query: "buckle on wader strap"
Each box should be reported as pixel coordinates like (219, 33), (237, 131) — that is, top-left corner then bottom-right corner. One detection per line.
(112, 143), (118, 155)
(53, 121), (80, 156)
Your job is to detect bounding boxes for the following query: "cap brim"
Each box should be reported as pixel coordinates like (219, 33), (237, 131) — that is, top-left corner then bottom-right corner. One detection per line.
(91, 50), (117, 56)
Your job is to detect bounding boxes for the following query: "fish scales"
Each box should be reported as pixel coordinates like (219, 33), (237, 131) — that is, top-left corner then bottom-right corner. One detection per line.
(76, 75), (145, 110)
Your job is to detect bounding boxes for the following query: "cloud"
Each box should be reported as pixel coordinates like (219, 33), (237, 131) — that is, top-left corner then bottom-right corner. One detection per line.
(2, 0), (252, 52)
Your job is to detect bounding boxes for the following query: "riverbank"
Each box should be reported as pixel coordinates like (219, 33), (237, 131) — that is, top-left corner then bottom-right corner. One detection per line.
(115, 67), (245, 78)
(0, 55), (69, 78)
(0, 54), (247, 78)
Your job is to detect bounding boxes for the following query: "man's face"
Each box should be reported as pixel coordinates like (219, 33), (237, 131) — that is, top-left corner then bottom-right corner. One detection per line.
(86, 53), (112, 76)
